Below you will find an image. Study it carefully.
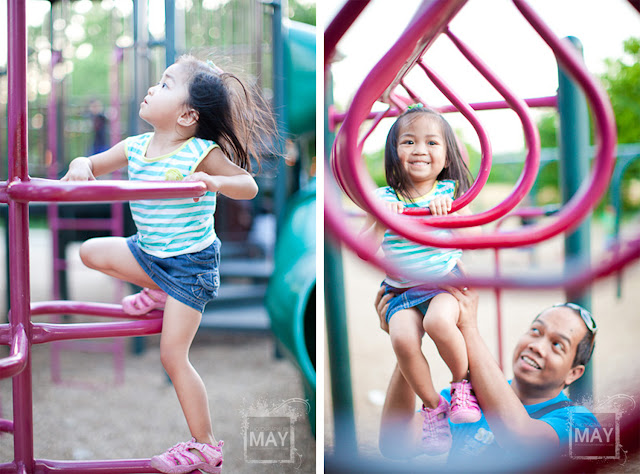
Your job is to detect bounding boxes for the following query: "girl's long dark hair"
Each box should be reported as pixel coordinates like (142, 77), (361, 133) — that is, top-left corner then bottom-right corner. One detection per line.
(178, 55), (277, 172)
(384, 107), (472, 200)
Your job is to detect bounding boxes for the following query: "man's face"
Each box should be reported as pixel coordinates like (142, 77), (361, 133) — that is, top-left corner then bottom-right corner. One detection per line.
(512, 306), (588, 392)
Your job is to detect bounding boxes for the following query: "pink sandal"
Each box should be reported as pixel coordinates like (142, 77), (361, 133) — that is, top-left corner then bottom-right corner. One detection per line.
(121, 288), (167, 315)
(150, 438), (224, 474)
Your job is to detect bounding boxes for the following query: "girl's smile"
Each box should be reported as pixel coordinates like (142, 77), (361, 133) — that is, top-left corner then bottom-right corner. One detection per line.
(396, 115), (447, 196)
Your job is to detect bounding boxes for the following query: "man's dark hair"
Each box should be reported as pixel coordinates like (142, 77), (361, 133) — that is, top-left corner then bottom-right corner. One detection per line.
(570, 318), (596, 368)
(533, 305), (596, 368)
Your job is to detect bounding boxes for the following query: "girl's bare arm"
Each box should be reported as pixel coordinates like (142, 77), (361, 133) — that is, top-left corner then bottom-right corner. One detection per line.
(61, 140), (128, 181)
(188, 147), (258, 200)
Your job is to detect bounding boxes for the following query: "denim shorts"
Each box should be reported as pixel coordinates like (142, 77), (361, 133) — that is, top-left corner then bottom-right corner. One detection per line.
(381, 266), (461, 323)
(126, 234), (220, 312)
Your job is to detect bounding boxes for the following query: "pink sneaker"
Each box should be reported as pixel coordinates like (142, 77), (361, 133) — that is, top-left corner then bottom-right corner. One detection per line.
(450, 379), (481, 424)
(420, 395), (452, 455)
(121, 288), (167, 315)
(150, 438), (224, 474)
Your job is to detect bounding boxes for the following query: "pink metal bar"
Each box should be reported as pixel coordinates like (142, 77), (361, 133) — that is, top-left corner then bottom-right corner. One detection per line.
(8, 178), (207, 203)
(31, 300), (163, 320)
(329, 95), (557, 129)
(0, 324), (28, 379)
(331, 1), (615, 249)
(332, 0), (469, 213)
(0, 419), (13, 434)
(400, 62), (493, 215)
(326, 172), (640, 290)
(324, 0), (372, 68)
(6, 0), (35, 471)
(32, 320), (162, 344)
(491, 206), (558, 370)
(402, 27), (543, 220)
(0, 459), (161, 473)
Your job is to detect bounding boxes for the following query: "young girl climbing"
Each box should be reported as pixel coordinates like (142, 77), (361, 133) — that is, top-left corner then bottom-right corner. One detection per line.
(360, 106), (480, 456)
(61, 55), (276, 474)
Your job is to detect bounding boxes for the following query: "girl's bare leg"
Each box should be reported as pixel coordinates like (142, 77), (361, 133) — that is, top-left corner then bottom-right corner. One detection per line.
(423, 292), (468, 382)
(388, 308), (440, 408)
(379, 363), (424, 459)
(80, 237), (215, 443)
(161, 296), (215, 445)
(79, 237), (159, 289)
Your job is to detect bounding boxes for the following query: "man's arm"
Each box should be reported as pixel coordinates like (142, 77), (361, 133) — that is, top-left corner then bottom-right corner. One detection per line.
(445, 286), (561, 450)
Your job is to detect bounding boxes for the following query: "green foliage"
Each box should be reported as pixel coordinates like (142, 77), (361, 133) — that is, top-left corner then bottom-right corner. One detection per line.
(601, 37), (640, 144)
(364, 148), (386, 187)
(289, 0), (316, 26)
(537, 114), (558, 149)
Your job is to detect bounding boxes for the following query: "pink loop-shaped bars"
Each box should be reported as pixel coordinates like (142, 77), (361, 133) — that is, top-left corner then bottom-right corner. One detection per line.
(329, 0), (616, 249)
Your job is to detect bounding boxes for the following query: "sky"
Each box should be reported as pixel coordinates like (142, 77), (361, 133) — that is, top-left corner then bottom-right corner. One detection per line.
(325, 0), (640, 154)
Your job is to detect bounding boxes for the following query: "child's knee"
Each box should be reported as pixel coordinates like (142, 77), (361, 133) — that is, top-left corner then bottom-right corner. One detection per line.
(423, 295), (460, 336)
(79, 239), (99, 268)
(390, 331), (421, 358)
(423, 315), (450, 338)
(159, 345), (181, 374)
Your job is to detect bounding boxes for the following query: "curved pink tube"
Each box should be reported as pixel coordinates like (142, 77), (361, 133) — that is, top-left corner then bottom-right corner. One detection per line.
(402, 62), (493, 215)
(325, 0), (371, 68)
(331, 0), (615, 249)
(325, 172), (640, 290)
(402, 28), (542, 225)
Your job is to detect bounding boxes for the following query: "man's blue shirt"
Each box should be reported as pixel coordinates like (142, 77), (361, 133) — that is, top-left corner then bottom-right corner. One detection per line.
(440, 383), (598, 468)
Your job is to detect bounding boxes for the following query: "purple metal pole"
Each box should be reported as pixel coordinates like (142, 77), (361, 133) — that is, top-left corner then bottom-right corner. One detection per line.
(7, 0), (34, 473)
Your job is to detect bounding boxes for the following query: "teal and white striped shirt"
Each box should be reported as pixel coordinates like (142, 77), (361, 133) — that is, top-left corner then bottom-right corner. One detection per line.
(376, 180), (462, 287)
(126, 133), (218, 258)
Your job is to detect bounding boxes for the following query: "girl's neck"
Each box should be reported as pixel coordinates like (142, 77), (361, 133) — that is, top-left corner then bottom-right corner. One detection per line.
(405, 179), (436, 200)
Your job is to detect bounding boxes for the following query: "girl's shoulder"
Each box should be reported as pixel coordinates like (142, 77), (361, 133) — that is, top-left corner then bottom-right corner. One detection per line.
(191, 136), (218, 149)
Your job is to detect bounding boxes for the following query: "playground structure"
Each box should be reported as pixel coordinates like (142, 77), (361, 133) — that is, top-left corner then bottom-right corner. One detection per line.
(0, 0), (315, 472)
(325, 0), (640, 470)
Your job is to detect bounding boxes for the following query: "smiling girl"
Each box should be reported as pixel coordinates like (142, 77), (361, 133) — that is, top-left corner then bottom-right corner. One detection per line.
(360, 106), (479, 455)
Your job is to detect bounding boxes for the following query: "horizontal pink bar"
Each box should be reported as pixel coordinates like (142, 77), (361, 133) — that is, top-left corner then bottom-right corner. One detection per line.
(32, 320), (162, 344)
(0, 459), (162, 473)
(7, 178), (207, 203)
(0, 324), (28, 379)
(0, 419), (13, 433)
(30, 300), (163, 320)
(329, 96), (557, 128)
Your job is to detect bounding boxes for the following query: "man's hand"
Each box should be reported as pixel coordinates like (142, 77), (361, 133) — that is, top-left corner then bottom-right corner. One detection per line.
(442, 285), (479, 332)
(374, 286), (393, 333)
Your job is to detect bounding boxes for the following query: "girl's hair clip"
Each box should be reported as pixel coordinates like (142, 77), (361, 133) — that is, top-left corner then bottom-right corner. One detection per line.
(206, 59), (224, 74)
(407, 103), (424, 110)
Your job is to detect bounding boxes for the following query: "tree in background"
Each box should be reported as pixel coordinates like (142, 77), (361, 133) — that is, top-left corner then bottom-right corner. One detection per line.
(534, 36), (640, 213)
